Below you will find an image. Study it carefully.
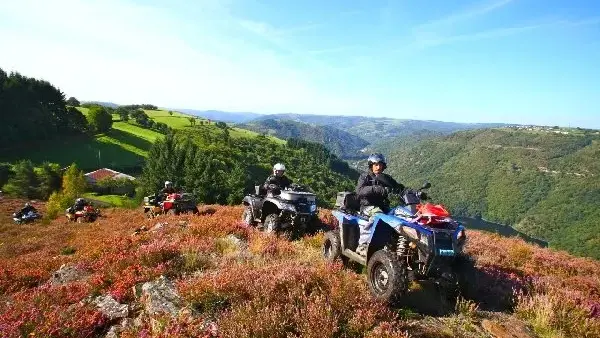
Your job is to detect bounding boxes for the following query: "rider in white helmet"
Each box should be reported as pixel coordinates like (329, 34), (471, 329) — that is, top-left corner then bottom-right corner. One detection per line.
(161, 181), (176, 195)
(263, 163), (293, 193)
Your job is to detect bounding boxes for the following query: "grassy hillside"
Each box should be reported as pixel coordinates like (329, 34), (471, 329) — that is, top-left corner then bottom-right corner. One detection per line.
(237, 118), (369, 158)
(2, 108), (283, 173)
(0, 199), (598, 337)
(0, 121), (160, 172)
(383, 127), (600, 259)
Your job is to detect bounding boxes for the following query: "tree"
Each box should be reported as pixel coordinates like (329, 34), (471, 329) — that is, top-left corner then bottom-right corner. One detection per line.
(65, 107), (89, 132)
(37, 162), (62, 199)
(62, 163), (87, 198)
(0, 68), (88, 144)
(46, 163), (87, 218)
(2, 160), (39, 199)
(188, 117), (196, 127)
(66, 97), (80, 106)
(87, 106), (113, 133)
(116, 107), (130, 122)
(168, 111), (174, 116)
(0, 163), (14, 188)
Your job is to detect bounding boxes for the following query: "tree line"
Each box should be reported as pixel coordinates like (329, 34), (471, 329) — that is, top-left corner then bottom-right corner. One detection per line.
(0, 68), (88, 146)
(140, 131), (359, 207)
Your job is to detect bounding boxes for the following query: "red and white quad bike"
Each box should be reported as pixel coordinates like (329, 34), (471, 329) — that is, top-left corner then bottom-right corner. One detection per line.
(66, 205), (101, 223)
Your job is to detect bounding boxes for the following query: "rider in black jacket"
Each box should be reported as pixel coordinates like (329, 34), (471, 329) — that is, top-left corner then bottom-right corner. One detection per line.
(19, 202), (38, 215)
(263, 163), (293, 194)
(355, 153), (404, 256)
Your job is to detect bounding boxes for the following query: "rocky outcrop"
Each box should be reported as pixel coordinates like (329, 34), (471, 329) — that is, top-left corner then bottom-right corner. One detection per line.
(50, 264), (87, 286)
(94, 295), (128, 320)
(140, 275), (182, 316)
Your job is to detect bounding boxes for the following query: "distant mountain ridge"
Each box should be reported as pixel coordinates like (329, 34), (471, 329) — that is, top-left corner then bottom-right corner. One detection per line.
(249, 113), (511, 144)
(82, 101), (119, 108)
(237, 119), (369, 158)
(175, 109), (263, 123)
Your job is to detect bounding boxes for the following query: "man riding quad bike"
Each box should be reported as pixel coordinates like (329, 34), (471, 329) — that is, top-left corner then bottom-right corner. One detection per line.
(13, 202), (42, 224)
(143, 181), (199, 218)
(66, 198), (101, 223)
(322, 154), (468, 303)
(241, 163), (319, 237)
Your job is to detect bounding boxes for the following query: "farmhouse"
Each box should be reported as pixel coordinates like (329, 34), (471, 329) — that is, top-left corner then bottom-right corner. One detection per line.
(85, 168), (136, 195)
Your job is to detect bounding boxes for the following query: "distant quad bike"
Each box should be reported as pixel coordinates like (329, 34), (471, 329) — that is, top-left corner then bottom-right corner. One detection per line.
(242, 183), (319, 237)
(322, 182), (468, 303)
(143, 192), (199, 218)
(12, 210), (42, 224)
(66, 205), (101, 223)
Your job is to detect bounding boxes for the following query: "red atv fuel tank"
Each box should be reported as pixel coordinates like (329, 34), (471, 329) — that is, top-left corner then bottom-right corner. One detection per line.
(162, 193), (181, 211)
(415, 203), (451, 226)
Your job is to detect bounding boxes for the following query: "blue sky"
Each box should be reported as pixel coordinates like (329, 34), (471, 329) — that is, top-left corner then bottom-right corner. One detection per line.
(1, 0), (599, 128)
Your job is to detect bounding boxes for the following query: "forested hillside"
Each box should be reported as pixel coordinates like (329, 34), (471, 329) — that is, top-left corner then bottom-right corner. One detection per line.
(0, 68), (88, 146)
(250, 113), (509, 145)
(383, 127), (600, 259)
(237, 118), (369, 158)
(140, 131), (359, 207)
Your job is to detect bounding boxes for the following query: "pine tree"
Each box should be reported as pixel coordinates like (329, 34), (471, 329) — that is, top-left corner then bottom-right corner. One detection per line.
(2, 160), (39, 199)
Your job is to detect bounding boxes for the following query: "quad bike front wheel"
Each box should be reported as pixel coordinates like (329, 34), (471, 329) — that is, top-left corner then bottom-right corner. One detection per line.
(322, 231), (342, 262)
(264, 213), (281, 234)
(367, 248), (409, 303)
(242, 206), (255, 227)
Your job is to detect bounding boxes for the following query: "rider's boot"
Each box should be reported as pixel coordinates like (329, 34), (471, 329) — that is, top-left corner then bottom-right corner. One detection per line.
(356, 244), (368, 257)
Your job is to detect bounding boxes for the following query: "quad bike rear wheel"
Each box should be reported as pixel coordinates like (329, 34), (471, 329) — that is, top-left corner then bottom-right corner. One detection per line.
(167, 209), (178, 216)
(367, 248), (409, 303)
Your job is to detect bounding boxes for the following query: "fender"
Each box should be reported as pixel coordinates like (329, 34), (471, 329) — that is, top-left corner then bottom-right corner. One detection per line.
(243, 195), (262, 219)
(262, 197), (289, 210)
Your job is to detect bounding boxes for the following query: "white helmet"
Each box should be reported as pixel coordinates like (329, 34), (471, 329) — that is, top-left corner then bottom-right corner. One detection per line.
(164, 181), (172, 187)
(273, 163), (286, 171)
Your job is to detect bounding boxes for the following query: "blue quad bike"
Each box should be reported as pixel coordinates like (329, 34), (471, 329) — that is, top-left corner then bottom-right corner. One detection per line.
(322, 183), (468, 303)
(12, 210), (42, 224)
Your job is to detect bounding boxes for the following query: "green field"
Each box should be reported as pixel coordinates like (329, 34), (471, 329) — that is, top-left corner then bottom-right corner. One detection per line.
(1, 122), (159, 171)
(2, 107), (283, 172)
(83, 192), (137, 208)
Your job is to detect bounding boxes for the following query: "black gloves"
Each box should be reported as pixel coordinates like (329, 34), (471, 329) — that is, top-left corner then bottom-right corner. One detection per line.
(375, 174), (394, 187)
(418, 192), (428, 200)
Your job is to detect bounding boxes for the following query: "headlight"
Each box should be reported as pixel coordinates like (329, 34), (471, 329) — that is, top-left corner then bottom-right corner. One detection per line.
(310, 204), (317, 212)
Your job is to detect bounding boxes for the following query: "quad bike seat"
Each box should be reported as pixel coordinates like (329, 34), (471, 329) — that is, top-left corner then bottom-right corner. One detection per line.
(335, 192), (361, 213)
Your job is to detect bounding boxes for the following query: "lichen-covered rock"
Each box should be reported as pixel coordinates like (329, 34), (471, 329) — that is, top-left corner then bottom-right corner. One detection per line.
(481, 318), (535, 338)
(151, 222), (169, 232)
(50, 264), (87, 286)
(104, 318), (133, 338)
(140, 275), (182, 316)
(94, 295), (128, 320)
